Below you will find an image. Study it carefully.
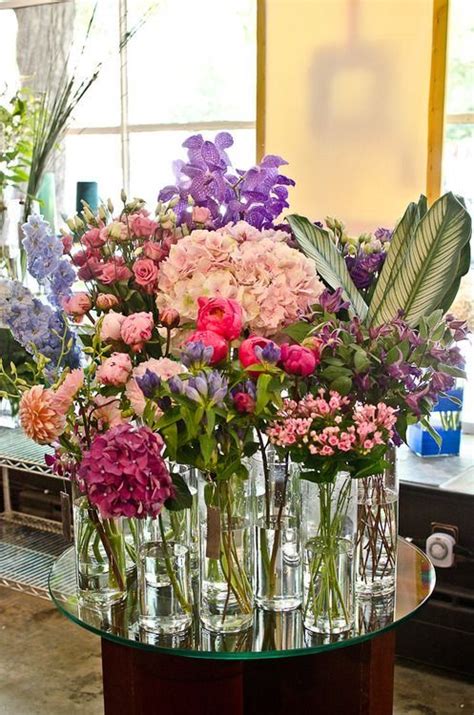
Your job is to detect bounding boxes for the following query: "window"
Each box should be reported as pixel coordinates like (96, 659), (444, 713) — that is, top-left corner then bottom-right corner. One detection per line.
(442, 0), (474, 430)
(1, 0), (257, 213)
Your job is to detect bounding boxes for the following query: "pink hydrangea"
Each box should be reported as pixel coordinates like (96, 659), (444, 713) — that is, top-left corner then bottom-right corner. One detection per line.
(156, 223), (323, 337)
(78, 424), (174, 518)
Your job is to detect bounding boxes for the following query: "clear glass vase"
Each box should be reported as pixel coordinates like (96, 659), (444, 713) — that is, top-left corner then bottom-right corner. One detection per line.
(199, 473), (253, 633)
(302, 473), (356, 634)
(73, 495), (127, 606)
(251, 449), (302, 611)
(356, 447), (398, 597)
(137, 512), (193, 634)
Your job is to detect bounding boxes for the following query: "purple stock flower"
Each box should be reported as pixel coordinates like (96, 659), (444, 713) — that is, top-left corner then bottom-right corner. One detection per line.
(181, 340), (214, 368)
(319, 288), (350, 314)
(345, 252), (385, 290)
(136, 369), (161, 398)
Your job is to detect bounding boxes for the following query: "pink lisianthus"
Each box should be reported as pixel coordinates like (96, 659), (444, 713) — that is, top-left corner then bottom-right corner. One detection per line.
(100, 221), (128, 242)
(100, 311), (126, 342)
(96, 293), (120, 311)
(62, 292), (92, 322)
(121, 312), (154, 352)
(71, 250), (88, 267)
(61, 234), (73, 253)
(280, 344), (317, 377)
(132, 258), (159, 293)
(142, 241), (165, 262)
(78, 257), (103, 281)
(78, 424), (174, 519)
(131, 214), (158, 238)
(96, 352), (132, 386)
(192, 206), (212, 225)
(19, 386), (66, 444)
(184, 330), (228, 364)
(54, 369), (84, 415)
(93, 395), (125, 428)
(239, 336), (274, 370)
(82, 227), (106, 250)
(99, 258), (133, 284)
(196, 296), (243, 341)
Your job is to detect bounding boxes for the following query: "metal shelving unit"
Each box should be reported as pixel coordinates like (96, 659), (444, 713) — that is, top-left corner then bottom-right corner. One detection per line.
(0, 427), (70, 599)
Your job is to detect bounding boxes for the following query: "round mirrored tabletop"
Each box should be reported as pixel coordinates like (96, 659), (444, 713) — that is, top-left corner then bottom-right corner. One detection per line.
(49, 538), (435, 661)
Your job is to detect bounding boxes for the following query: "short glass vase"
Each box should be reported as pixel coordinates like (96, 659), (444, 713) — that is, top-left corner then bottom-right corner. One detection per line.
(356, 447), (398, 597)
(73, 495), (127, 607)
(302, 473), (356, 635)
(136, 512), (193, 634)
(199, 473), (253, 633)
(251, 449), (302, 611)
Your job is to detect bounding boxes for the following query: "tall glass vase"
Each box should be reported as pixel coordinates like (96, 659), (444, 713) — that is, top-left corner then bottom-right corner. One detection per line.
(73, 495), (127, 606)
(302, 473), (356, 634)
(251, 449), (302, 610)
(199, 473), (253, 633)
(356, 447), (398, 597)
(136, 511), (193, 634)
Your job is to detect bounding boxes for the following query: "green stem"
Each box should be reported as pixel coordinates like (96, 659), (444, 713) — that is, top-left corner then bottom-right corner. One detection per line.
(158, 515), (191, 614)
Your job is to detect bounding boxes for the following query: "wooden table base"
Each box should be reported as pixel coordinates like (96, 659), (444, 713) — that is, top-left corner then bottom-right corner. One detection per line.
(101, 630), (395, 715)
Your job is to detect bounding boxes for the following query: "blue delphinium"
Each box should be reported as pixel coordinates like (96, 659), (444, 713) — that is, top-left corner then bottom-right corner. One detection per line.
(22, 215), (64, 281)
(47, 259), (76, 308)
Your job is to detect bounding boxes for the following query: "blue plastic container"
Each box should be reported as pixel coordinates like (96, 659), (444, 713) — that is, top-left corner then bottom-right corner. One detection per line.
(406, 387), (463, 457)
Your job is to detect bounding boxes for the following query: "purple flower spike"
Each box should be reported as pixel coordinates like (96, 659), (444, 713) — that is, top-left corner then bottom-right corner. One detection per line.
(181, 340), (214, 367)
(319, 288), (350, 314)
(136, 369), (161, 398)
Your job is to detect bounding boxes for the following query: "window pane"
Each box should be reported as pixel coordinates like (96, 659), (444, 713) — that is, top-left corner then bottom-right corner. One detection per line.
(445, 0), (474, 114)
(63, 134), (122, 216)
(126, 0), (257, 125)
(129, 128), (256, 207)
(443, 124), (474, 214)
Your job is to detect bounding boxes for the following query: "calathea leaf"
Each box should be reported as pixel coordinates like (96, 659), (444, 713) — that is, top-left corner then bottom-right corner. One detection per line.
(286, 214), (368, 320)
(368, 193), (471, 327)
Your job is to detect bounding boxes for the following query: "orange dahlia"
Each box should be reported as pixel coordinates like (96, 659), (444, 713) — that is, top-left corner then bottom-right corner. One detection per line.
(19, 386), (66, 445)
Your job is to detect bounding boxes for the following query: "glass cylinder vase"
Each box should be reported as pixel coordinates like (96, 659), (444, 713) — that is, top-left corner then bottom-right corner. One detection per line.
(136, 511), (193, 634)
(251, 449), (302, 611)
(302, 473), (356, 634)
(199, 473), (253, 633)
(356, 447), (398, 597)
(73, 495), (127, 607)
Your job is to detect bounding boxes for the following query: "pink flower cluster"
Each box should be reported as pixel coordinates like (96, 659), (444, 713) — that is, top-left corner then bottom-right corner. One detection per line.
(78, 424), (174, 519)
(267, 391), (396, 457)
(156, 223), (323, 336)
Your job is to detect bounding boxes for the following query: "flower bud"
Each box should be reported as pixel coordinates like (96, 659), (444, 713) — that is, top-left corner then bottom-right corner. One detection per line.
(107, 198), (114, 213)
(160, 308), (180, 329)
(98, 205), (107, 221)
(168, 197), (180, 208)
(120, 189), (127, 203)
(65, 217), (76, 232)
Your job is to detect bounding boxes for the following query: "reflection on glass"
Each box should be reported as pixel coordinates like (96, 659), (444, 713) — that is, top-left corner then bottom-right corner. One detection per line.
(357, 593), (395, 634)
(200, 625), (254, 654)
(253, 609), (303, 652)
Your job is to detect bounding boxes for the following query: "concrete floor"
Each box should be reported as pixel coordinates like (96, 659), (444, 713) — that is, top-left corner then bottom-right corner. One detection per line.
(0, 586), (472, 715)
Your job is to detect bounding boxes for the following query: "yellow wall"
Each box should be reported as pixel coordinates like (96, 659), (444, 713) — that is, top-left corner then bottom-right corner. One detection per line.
(262, 0), (434, 232)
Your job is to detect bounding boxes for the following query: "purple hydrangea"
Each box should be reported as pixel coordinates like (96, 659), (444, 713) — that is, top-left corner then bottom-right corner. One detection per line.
(158, 133), (295, 230)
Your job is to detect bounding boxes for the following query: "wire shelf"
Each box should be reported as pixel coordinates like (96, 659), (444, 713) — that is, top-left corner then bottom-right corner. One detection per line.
(0, 511), (74, 599)
(0, 426), (55, 477)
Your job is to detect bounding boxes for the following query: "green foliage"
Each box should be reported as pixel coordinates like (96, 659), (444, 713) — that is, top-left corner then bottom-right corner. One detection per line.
(0, 90), (37, 196)
(165, 471), (193, 511)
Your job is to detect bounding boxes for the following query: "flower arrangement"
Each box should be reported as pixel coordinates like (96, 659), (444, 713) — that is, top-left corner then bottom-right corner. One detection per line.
(0, 132), (471, 634)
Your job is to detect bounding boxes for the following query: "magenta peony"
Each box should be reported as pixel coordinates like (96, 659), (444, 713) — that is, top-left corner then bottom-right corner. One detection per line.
(196, 296), (243, 341)
(184, 330), (228, 364)
(239, 336), (274, 369)
(78, 424), (174, 518)
(280, 344), (316, 377)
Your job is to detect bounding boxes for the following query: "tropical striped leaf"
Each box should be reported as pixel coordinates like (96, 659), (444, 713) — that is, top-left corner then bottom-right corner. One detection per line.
(369, 193), (471, 327)
(287, 214), (368, 320)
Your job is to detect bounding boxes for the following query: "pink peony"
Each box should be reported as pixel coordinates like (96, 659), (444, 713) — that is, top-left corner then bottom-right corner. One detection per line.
(192, 206), (212, 225)
(132, 258), (159, 293)
(96, 293), (120, 311)
(239, 336), (274, 369)
(142, 241), (165, 262)
(133, 357), (183, 382)
(96, 352), (132, 386)
(302, 336), (323, 363)
(93, 395), (125, 428)
(62, 292), (92, 322)
(184, 330), (228, 364)
(99, 258), (133, 284)
(54, 369), (84, 415)
(131, 214), (158, 238)
(280, 344), (316, 377)
(121, 312), (154, 352)
(78, 424), (174, 518)
(196, 296), (243, 341)
(100, 311), (126, 342)
(19, 386), (66, 444)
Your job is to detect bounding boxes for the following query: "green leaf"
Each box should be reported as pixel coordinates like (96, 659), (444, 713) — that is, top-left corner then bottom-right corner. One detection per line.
(329, 376), (352, 395)
(162, 422), (178, 458)
(353, 350), (370, 373)
(433, 240), (471, 314)
(420, 417), (442, 448)
(368, 193), (472, 327)
(437, 364), (467, 379)
(255, 373), (272, 414)
(286, 214), (368, 319)
(322, 365), (353, 380)
(281, 321), (313, 342)
(165, 472), (192, 511)
(199, 433), (215, 466)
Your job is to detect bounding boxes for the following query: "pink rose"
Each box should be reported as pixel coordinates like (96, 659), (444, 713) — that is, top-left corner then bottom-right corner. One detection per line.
(96, 352), (132, 386)
(131, 214), (158, 238)
(62, 292), (92, 322)
(100, 311), (126, 342)
(185, 330), (228, 364)
(239, 336), (274, 369)
(233, 392), (256, 414)
(280, 344), (316, 377)
(192, 206), (212, 225)
(96, 293), (120, 311)
(61, 234), (73, 253)
(196, 297), (243, 341)
(82, 227), (106, 250)
(132, 258), (159, 293)
(121, 312), (154, 352)
(142, 241), (165, 262)
(99, 258), (133, 285)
